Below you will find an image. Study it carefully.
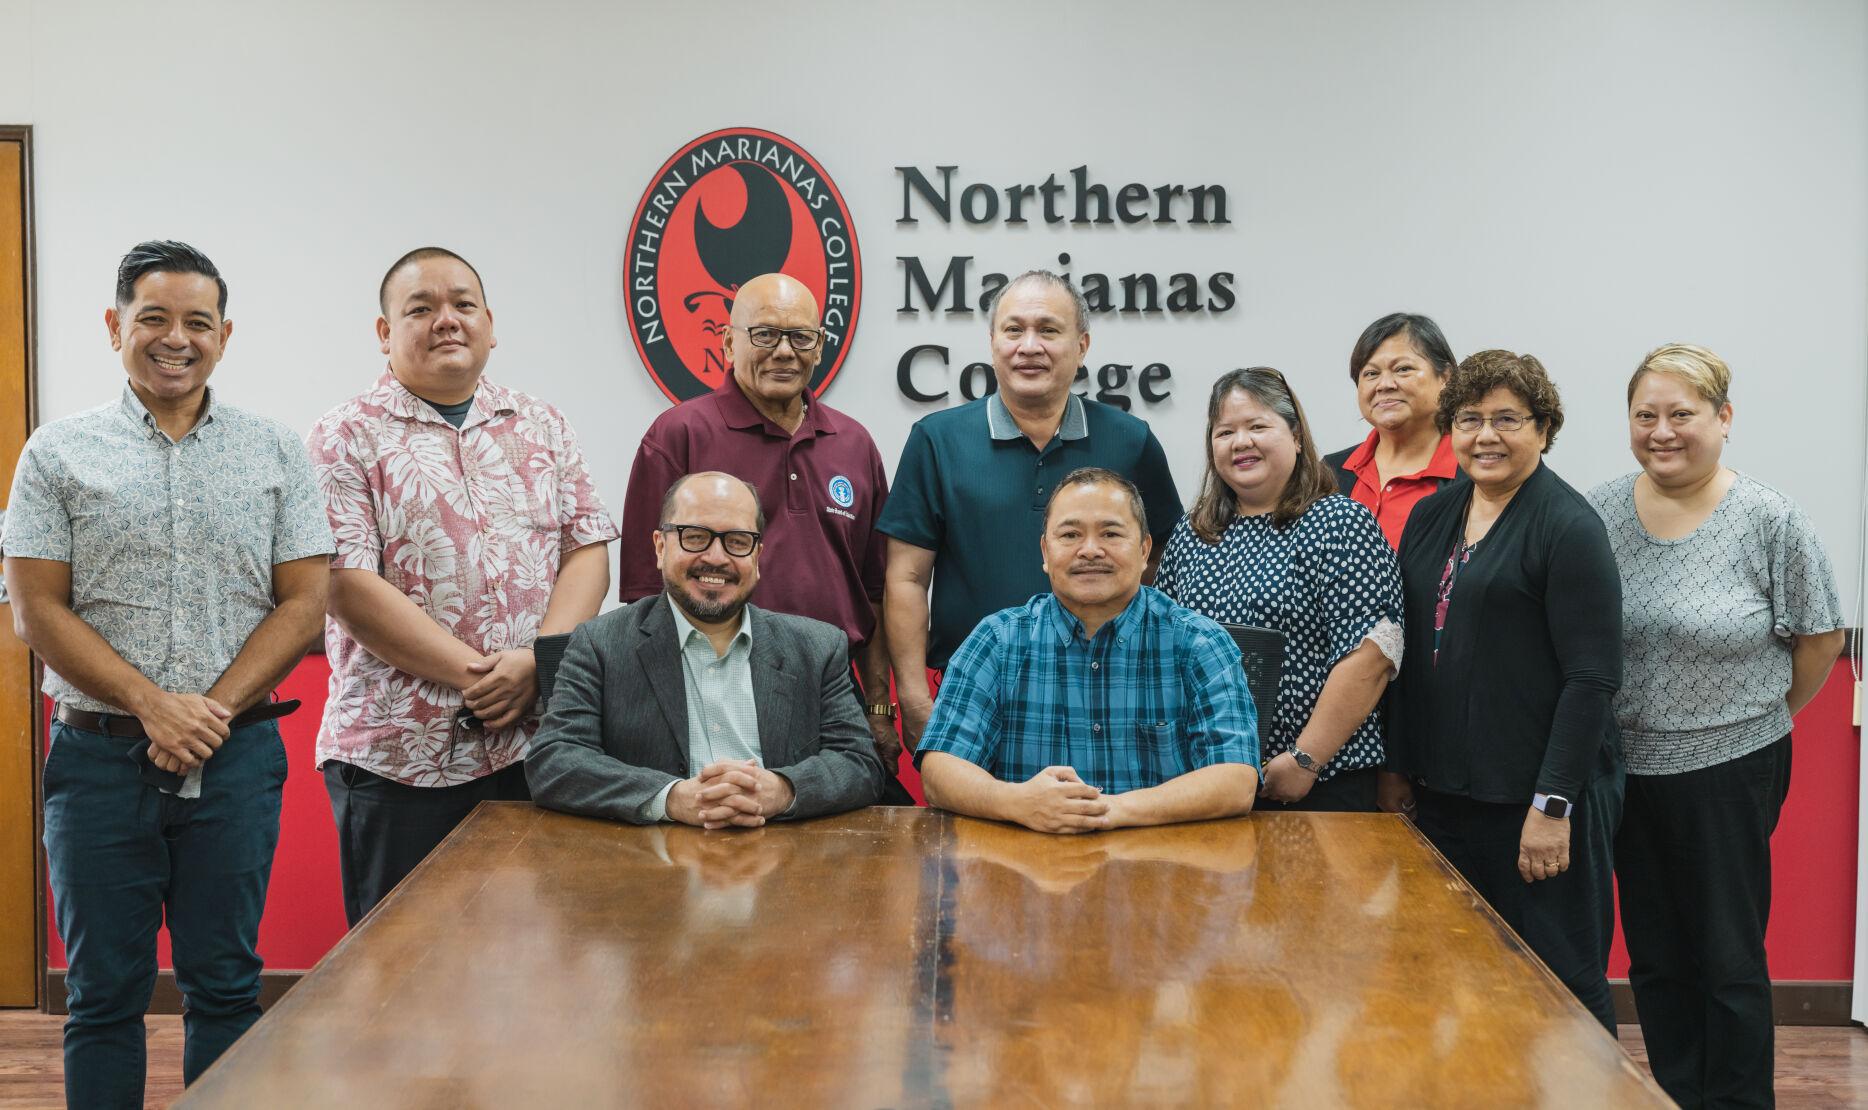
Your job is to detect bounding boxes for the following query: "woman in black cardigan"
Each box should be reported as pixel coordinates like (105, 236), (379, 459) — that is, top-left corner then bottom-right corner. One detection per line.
(1387, 350), (1625, 1032)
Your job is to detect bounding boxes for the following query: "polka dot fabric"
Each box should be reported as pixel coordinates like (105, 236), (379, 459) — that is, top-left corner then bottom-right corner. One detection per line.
(1155, 495), (1404, 779)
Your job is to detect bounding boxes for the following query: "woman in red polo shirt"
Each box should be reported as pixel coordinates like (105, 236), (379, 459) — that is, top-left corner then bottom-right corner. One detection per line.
(1322, 313), (1462, 548)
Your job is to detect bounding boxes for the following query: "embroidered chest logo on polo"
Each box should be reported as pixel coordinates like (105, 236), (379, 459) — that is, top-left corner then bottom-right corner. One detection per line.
(827, 475), (855, 508)
(624, 127), (863, 404)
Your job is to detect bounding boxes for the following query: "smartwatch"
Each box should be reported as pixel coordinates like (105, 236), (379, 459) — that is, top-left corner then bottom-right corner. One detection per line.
(1531, 792), (1572, 820)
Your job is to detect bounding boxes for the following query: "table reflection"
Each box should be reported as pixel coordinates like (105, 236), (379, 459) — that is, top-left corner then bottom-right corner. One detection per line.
(177, 807), (1667, 1109)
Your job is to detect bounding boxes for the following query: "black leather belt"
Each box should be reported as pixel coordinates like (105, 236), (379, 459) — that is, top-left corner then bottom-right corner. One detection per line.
(55, 699), (302, 739)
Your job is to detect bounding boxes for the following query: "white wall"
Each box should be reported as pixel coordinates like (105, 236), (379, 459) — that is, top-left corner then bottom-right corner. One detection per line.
(3, 0), (1864, 586)
(0, 1), (30, 120)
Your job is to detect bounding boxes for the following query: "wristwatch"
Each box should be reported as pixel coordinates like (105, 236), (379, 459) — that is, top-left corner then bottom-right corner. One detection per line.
(866, 702), (898, 720)
(1290, 748), (1321, 774)
(1531, 792), (1572, 820)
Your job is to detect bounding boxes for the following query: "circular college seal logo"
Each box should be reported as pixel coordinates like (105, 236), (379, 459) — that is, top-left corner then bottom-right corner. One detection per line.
(828, 475), (855, 508)
(625, 128), (862, 404)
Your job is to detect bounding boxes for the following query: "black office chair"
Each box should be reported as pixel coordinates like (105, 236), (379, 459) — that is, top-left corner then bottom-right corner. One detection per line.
(533, 632), (574, 709)
(1218, 623), (1286, 718)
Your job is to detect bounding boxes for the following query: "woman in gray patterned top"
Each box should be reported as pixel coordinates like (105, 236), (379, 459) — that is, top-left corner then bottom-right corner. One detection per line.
(1588, 343), (1844, 1109)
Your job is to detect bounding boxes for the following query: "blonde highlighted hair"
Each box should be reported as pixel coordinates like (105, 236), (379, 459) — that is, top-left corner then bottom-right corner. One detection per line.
(1628, 343), (1731, 408)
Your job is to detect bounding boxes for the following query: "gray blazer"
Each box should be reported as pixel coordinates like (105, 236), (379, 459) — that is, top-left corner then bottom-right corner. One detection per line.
(526, 595), (885, 824)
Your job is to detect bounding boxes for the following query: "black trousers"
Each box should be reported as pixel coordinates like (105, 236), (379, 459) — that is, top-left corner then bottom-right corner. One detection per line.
(1414, 767), (1624, 1032)
(1616, 735), (1791, 1109)
(323, 761), (531, 927)
(1254, 764), (1379, 812)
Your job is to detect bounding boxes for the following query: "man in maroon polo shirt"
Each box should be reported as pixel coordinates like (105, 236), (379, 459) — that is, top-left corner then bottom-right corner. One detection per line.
(618, 272), (905, 794)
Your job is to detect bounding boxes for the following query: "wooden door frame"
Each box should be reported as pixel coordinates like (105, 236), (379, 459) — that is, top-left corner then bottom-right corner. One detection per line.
(0, 123), (42, 1009)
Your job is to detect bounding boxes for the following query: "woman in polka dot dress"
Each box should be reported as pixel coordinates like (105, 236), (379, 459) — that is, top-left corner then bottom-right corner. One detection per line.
(1154, 368), (1404, 812)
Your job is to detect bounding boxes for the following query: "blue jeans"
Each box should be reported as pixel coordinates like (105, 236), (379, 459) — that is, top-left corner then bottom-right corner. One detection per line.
(43, 718), (287, 1109)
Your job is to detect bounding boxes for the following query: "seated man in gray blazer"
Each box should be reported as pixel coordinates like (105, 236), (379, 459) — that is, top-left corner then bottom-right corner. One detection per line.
(528, 471), (885, 826)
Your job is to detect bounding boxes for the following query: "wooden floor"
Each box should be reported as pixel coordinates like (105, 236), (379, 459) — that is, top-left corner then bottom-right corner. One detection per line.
(1, 1015), (1865, 1107)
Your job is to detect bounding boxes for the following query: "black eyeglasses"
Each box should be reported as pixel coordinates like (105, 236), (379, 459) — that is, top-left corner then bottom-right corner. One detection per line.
(660, 524), (761, 558)
(733, 325), (824, 352)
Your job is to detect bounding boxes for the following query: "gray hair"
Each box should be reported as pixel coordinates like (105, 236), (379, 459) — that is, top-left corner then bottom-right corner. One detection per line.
(985, 269), (1090, 335)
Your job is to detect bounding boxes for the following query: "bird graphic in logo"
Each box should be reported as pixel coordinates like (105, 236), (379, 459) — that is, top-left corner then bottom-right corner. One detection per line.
(683, 162), (794, 363)
(625, 128), (862, 404)
(692, 164), (793, 305)
(659, 160), (816, 394)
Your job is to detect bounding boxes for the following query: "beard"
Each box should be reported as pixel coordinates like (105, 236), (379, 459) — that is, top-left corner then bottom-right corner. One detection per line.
(665, 566), (750, 625)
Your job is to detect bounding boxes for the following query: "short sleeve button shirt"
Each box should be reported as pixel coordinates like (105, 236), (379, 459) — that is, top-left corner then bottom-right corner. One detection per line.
(915, 586), (1259, 793)
(307, 371), (620, 786)
(1154, 496), (1404, 778)
(616, 377), (889, 649)
(877, 392), (1183, 669)
(1, 385), (334, 711)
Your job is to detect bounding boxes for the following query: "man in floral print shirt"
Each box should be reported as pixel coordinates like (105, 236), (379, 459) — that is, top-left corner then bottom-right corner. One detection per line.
(308, 247), (618, 925)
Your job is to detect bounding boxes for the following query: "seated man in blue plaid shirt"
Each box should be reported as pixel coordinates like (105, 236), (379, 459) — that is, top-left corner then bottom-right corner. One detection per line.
(915, 467), (1260, 832)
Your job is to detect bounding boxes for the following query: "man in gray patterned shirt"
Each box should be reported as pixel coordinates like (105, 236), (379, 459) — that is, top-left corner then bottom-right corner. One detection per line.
(1, 241), (333, 1108)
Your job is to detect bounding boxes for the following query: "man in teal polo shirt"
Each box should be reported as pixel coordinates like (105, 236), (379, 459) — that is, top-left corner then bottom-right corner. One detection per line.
(879, 270), (1181, 750)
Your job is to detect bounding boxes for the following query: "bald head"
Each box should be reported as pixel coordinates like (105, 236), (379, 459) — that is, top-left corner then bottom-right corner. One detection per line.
(660, 471), (765, 533)
(723, 272), (823, 419)
(731, 272), (819, 326)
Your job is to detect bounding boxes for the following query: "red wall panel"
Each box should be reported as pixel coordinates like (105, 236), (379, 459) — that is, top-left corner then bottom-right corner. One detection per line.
(1607, 661), (1859, 980)
(46, 660), (346, 970)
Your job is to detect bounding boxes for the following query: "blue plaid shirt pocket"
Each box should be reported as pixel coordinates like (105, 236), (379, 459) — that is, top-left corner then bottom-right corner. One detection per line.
(1136, 721), (1188, 786)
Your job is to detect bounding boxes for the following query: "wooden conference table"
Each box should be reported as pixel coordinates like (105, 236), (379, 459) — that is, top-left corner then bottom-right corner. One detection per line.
(178, 805), (1668, 1108)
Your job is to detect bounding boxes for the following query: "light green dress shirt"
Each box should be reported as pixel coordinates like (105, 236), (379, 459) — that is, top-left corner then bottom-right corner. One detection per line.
(645, 595), (764, 821)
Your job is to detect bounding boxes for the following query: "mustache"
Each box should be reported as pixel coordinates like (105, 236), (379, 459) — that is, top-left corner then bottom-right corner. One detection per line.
(688, 565), (741, 584)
